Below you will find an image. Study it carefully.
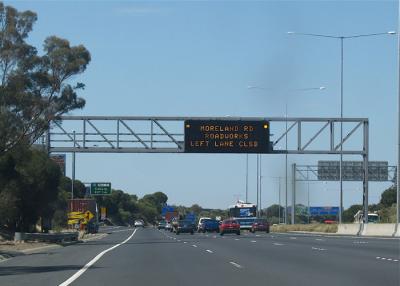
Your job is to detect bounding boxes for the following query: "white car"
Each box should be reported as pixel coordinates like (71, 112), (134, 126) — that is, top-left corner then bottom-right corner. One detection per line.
(134, 220), (144, 227)
(197, 217), (212, 232)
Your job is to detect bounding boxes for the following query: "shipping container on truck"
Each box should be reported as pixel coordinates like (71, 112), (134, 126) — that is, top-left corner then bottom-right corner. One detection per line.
(68, 199), (99, 233)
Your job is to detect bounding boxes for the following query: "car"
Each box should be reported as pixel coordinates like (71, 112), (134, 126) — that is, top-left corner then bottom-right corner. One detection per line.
(157, 220), (167, 230)
(198, 219), (220, 233)
(219, 219), (240, 236)
(250, 219), (270, 233)
(134, 220), (144, 227)
(165, 222), (172, 231)
(175, 220), (195, 235)
(235, 217), (258, 230)
(197, 217), (212, 232)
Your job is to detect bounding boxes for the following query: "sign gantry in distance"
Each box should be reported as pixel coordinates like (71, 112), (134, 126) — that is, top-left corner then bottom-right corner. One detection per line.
(184, 120), (272, 154)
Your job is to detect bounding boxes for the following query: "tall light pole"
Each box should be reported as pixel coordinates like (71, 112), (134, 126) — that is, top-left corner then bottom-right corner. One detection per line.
(245, 154), (249, 203)
(248, 85), (326, 224)
(397, 0), (400, 232)
(288, 31), (396, 224)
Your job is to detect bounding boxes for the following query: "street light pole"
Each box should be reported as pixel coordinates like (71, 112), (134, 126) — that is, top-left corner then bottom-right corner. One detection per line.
(246, 154), (249, 203)
(288, 30), (395, 224)
(339, 36), (344, 224)
(72, 130), (76, 200)
(397, 0), (400, 231)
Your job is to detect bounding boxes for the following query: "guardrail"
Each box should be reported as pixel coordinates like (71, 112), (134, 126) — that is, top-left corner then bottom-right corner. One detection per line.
(14, 232), (79, 243)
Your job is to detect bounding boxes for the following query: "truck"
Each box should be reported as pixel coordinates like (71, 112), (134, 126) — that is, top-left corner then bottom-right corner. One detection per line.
(67, 199), (99, 233)
(354, 210), (380, 223)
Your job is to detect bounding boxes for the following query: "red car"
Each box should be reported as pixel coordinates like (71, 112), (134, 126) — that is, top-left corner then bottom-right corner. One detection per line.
(219, 219), (240, 236)
(250, 219), (270, 233)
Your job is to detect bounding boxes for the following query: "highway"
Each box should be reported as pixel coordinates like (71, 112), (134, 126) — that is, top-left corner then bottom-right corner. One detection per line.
(0, 226), (399, 286)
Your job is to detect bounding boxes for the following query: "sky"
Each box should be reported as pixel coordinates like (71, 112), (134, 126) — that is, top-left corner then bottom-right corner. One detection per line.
(7, 0), (399, 209)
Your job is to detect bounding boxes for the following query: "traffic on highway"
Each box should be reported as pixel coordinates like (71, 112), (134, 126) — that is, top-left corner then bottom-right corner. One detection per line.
(1, 1), (400, 286)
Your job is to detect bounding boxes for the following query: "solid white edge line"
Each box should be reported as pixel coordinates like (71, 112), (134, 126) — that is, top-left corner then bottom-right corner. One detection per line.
(229, 261), (242, 268)
(58, 228), (137, 286)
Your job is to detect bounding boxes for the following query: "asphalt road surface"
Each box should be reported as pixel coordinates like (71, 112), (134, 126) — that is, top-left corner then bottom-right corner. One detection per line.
(0, 226), (399, 286)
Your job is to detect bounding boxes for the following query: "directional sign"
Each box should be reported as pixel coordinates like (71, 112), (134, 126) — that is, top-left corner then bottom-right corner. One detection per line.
(90, 182), (112, 195)
(68, 211), (84, 220)
(84, 211), (94, 222)
(184, 120), (271, 154)
(100, 207), (107, 220)
(67, 219), (80, 225)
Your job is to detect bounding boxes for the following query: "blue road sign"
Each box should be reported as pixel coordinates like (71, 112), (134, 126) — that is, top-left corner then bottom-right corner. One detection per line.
(309, 207), (339, 216)
(161, 206), (175, 216)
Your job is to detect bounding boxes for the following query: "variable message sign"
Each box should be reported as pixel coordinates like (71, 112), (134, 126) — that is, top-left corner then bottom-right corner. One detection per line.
(184, 120), (271, 153)
(90, 182), (112, 195)
(317, 161), (388, 181)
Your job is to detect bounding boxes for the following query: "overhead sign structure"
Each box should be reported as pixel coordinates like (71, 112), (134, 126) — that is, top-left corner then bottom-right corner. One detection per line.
(317, 161), (388, 181)
(90, 182), (112, 195)
(184, 120), (271, 154)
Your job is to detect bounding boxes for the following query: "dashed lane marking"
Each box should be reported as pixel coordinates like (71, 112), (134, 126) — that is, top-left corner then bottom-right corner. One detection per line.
(229, 262), (243, 269)
(192, 245), (197, 248)
(273, 243), (284, 246)
(312, 247), (327, 251)
(251, 240), (257, 243)
(376, 257), (399, 262)
(206, 249), (213, 253)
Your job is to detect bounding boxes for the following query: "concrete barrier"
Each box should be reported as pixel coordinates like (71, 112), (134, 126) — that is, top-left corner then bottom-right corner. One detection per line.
(392, 224), (400, 237)
(361, 223), (396, 237)
(337, 224), (362, 236)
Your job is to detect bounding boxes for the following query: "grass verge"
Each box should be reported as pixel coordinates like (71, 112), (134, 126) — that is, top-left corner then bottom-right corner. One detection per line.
(271, 224), (338, 233)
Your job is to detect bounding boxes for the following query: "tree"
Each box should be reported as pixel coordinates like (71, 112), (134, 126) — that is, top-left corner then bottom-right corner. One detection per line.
(342, 204), (362, 223)
(380, 186), (396, 208)
(0, 145), (61, 231)
(0, 2), (90, 155)
(264, 204), (284, 218)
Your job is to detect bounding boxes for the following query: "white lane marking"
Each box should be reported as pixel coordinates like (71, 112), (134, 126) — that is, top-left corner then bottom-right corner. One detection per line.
(206, 249), (213, 253)
(173, 238), (176, 240)
(213, 236), (217, 238)
(315, 238), (324, 241)
(353, 241), (368, 244)
(229, 261), (243, 269)
(235, 238), (240, 241)
(192, 245), (197, 248)
(111, 229), (134, 233)
(312, 247), (327, 251)
(273, 243), (284, 246)
(290, 237), (297, 240)
(256, 235), (260, 237)
(59, 228), (137, 286)
(387, 258), (392, 261)
(394, 259), (399, 262)
(251, 240), (257, 243)
(177, 240), (181, 242)
(183, 242), (187, 244)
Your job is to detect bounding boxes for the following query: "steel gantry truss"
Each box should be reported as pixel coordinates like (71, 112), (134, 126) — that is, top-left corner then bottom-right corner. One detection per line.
(46, 116), (370, 224)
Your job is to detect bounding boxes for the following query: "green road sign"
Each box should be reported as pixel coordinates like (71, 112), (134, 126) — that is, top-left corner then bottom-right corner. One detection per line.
(91, 182), (112, 195)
